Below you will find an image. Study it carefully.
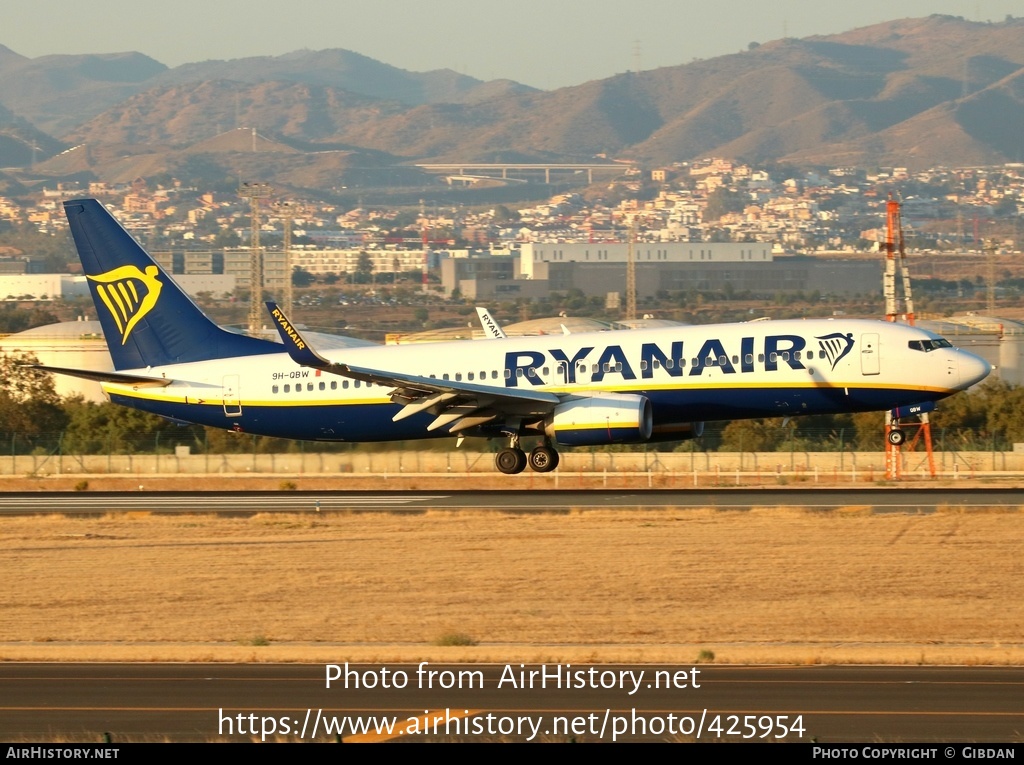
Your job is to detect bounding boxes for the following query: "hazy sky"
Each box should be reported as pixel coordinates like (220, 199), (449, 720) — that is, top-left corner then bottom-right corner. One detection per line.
(3, 0), (1021, 89)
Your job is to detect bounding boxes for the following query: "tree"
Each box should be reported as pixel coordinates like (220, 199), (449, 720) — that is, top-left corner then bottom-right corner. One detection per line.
(0, 304), (59, 334)
(0, 353), (68, 450)
(213, 228), (241, 248)
(292, 266), (315, 288)
(355, 252), (374, 284)
(719, 419), (789, 452)
(703, 188), (746, 222)
(60, 398), (204, 454)
(493, 205), (520, 224)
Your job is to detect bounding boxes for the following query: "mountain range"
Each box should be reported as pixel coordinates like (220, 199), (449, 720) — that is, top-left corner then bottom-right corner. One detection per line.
(1, 14), (1023, 192)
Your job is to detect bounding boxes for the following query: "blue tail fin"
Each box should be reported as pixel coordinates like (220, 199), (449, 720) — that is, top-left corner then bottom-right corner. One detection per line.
(64, 198), (281, 370)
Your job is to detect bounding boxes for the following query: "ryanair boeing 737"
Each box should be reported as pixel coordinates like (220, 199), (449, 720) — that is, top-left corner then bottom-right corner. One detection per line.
(45, 199), (990, 474)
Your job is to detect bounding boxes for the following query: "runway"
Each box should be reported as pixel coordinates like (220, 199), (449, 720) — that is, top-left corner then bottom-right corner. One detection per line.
(2, 663), (1022, 743)
(0, 487), (1021, 515)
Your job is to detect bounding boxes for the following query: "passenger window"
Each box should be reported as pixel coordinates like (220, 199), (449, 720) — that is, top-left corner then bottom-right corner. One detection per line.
(272, 385), (279, 394)
(283, 384), (290, 393)
(331, 381), (337, 390)
(319, 381), (325, 391)
(343, 380), (349, 389)
(468, 372), (474, 380)
(307, 382), (314, 391)
(719, 355), (728, 366)
(758, 354), (765, 363)
(455, 373), (462, 381)
(770, 353), (778, 362)
(744, 354), (753, 365)
(355, 381), (361, 388)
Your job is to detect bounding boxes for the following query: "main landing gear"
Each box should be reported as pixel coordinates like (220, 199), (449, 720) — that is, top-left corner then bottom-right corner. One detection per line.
(495, 436), (560, 475)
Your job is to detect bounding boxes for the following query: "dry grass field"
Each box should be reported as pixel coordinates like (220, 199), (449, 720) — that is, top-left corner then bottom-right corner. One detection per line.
(2, 506), (1023, 665)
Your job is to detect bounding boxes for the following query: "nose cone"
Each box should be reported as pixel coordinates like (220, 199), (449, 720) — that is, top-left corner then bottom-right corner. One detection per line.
(958, 350), (992, 389)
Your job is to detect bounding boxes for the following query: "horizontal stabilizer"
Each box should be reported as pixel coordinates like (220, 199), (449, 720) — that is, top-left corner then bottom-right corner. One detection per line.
(27, 364), (172, 387)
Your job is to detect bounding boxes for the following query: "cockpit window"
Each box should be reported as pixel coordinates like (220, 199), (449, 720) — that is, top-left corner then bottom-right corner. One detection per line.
(908, 338), (953, 352)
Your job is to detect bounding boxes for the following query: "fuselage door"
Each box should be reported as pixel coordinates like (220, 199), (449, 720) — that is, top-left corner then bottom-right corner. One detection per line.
(860, 333), (880, 375)
(223, 374), (242, 416)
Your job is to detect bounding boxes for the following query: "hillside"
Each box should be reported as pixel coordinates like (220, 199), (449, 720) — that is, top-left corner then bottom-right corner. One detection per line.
(7, 15), (1024, 187)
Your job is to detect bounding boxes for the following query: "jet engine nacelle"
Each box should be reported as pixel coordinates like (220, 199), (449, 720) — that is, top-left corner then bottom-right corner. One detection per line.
(544, 393), (653, 446)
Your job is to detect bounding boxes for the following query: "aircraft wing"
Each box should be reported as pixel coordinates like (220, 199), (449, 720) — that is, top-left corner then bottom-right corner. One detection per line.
(266, 302), (558, 433)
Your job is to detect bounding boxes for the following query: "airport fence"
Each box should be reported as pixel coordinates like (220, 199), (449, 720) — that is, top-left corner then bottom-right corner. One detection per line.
(2, 445), (1022, 485)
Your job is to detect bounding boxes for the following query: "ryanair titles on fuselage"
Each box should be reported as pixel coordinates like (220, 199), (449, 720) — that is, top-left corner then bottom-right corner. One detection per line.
(503, 332), (855, 387)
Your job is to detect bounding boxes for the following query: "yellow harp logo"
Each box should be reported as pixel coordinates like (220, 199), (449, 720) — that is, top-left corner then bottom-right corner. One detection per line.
(88, 265), (163, 345)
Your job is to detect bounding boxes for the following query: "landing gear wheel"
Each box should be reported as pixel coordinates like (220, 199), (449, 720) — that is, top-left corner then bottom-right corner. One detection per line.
(496, 448), (527, 474)
(887, 428), (906, 446)
(528, 446), (560, 473)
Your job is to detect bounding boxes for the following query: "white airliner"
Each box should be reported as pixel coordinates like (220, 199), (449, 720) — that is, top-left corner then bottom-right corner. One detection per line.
(46, 199), (991, 474)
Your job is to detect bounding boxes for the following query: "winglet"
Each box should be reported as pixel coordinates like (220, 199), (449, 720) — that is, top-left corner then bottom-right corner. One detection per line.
(475, 307), (507, 339)
(266, 302), (332, 368)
